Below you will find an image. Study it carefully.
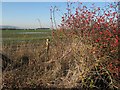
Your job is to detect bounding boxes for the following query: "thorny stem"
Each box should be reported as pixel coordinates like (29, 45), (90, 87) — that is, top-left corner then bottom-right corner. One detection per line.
(53, 6), (57, 29)
(50, 6), (54, 30)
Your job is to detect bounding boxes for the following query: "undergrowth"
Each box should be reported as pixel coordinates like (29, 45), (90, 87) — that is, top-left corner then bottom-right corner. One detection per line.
(1, 1), (120, 89)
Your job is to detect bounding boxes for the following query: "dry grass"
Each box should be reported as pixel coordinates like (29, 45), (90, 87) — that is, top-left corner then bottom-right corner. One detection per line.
(2, 35), (119, 89)
(1, 2), (120, 89)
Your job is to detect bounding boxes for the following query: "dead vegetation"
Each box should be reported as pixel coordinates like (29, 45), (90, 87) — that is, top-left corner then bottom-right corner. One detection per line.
(1, 2), (120, 89)
(1, 35), (119, 89)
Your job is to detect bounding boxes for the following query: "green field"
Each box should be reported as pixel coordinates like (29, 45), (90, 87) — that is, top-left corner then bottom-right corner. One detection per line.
(2, 29), (52, 44)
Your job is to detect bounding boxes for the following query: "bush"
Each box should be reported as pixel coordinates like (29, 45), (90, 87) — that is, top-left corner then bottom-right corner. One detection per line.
(2, 2), (120, 89)
(50, 2), (120, 89)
